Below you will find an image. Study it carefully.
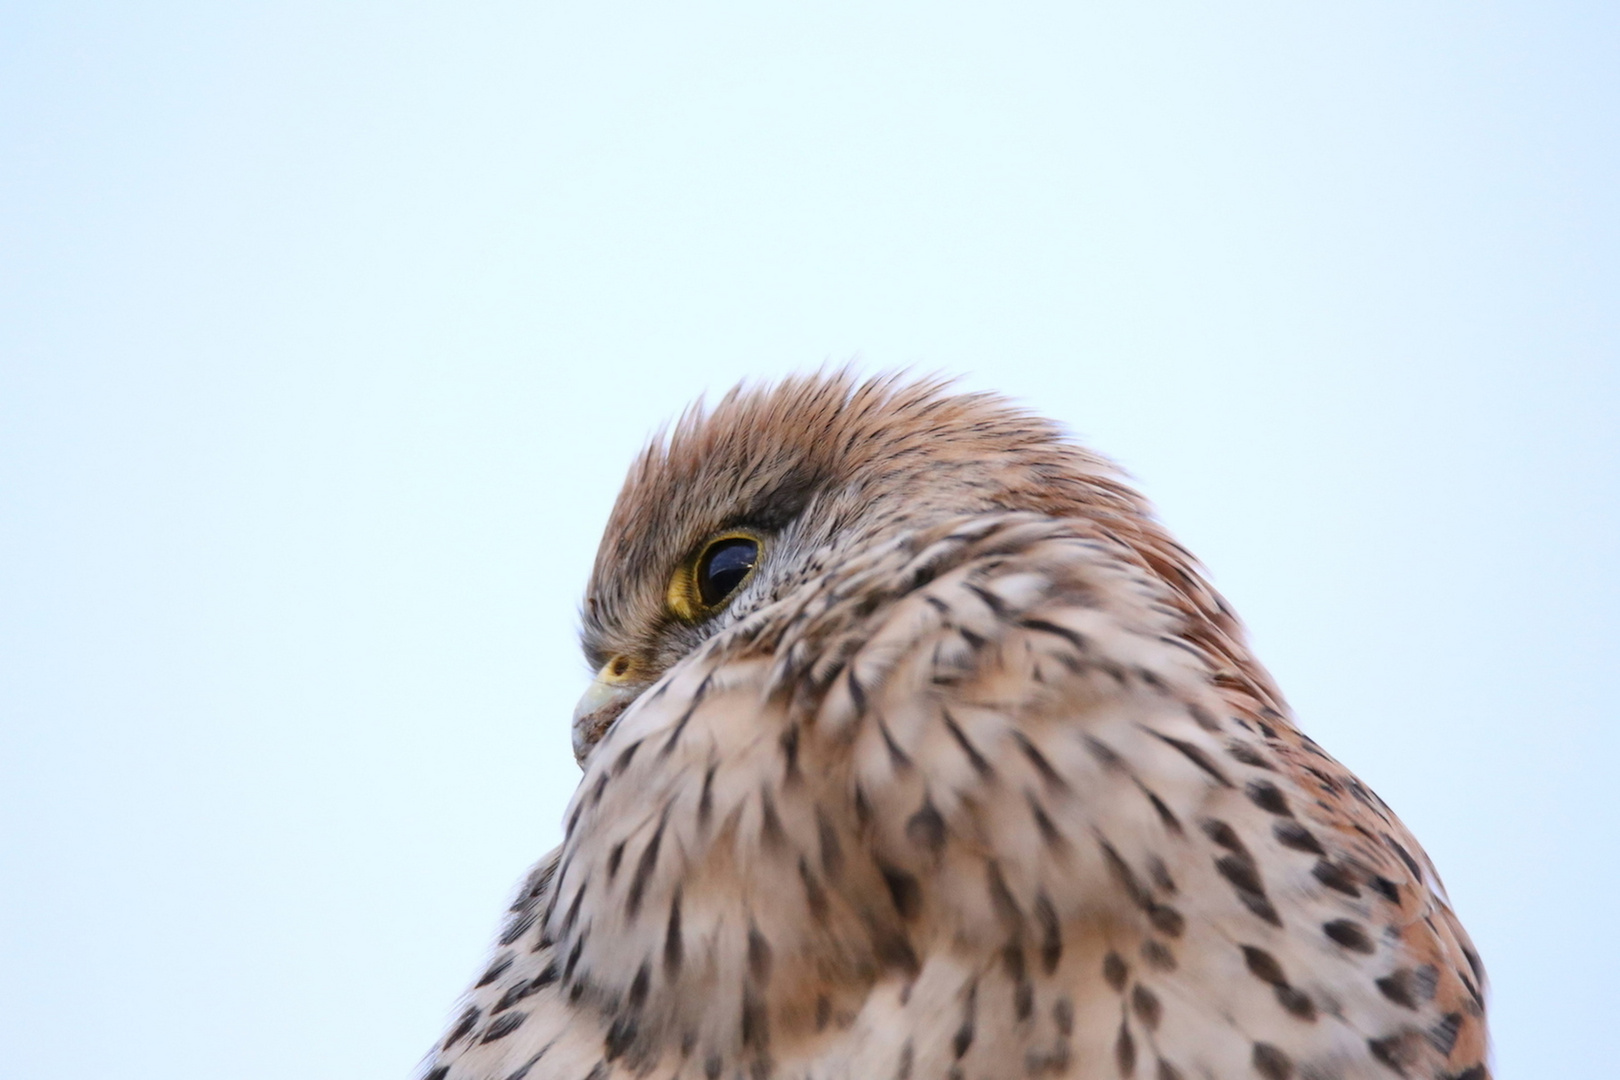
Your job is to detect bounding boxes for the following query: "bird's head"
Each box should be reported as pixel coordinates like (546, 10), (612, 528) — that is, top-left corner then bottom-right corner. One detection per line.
(568, 372), (1146, 763)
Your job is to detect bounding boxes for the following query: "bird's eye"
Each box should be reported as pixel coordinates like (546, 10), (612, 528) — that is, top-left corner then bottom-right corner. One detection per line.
(668, 531), (763, 621)
(696, 536), (760, 607)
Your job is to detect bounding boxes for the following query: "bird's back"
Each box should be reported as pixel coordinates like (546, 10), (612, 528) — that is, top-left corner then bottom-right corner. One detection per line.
(423, 506), (1487, 1080)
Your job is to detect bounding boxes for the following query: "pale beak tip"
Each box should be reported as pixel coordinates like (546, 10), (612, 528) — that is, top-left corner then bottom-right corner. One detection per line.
(570, 665), (639, 766)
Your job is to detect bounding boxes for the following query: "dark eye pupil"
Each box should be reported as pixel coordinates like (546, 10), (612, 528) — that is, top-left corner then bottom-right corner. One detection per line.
(697, 538), (759, 608)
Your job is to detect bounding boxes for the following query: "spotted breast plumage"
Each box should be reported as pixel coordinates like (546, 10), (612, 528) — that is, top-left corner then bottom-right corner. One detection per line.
(420, 374), (1488, 1080)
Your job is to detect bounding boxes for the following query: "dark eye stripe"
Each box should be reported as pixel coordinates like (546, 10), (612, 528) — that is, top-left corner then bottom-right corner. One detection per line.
(697, 538), (759, 608)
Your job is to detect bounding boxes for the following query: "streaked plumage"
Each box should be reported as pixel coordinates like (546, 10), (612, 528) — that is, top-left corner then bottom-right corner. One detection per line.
(421, 374), (1488, 1080)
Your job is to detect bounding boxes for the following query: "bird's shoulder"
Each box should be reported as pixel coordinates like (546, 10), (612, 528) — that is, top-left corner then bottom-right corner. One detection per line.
(422, 513), (1488, 1080)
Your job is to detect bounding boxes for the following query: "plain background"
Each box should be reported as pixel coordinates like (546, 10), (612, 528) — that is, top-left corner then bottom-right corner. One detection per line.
(2, 3), (1616, 1077)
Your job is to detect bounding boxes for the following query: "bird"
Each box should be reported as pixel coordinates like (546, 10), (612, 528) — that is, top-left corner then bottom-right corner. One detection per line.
(419, 373), (1488, 1080)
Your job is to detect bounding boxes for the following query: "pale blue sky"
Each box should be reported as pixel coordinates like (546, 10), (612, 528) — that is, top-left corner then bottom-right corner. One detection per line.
(2, 3), (1615, 1077)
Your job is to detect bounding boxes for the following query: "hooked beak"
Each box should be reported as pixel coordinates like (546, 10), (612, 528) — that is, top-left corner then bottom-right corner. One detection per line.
(571, 657), (640, 766)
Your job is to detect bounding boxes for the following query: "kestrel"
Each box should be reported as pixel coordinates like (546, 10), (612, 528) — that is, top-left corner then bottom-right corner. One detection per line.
(421, 374), (1488, 1080)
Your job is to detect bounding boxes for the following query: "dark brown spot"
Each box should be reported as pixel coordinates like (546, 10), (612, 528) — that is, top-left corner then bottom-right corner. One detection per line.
(1201, 818), (1250, 857)
(740, 989), (769, 1050)
(1242, 945), (1287, 986)
(816, 810), (844, 880)
(847, 668), (868, 715)
(560, 881), (587, 936)
(475, 956), (513, 988)
(758, 788), (787, 850)
(942, 709), (994, 779)
(1312, 859), (1362, 897)
(952, 983), (977, 1059)
(1368, 1031), (1422, 1074)
(481, 1011), (527, 1043)
(1141, 787), (1184, 835)
(1384, 835), (1423, 880)
(1022, 617), (1087, 652)
(604, 1015), (637, 1061)
(500, 908), (538, 947)
(815, 994), (832, 1032)
(1274, 820), (1325, 854)
(1099, 839), (1152, 911)
(1252, 1042), (1292, 1079)
(493, 977), (544, 1014)
(1028, 792), (1066, 849)
(1303, 764), (1341, 793)
(1141, 940), (1177, 971)
(1429, 1012), (1463, 1056)
(1035, 892), (1062, 974)
(1085, 736), (1125, 771)
(779, 723), (801, 780)
(1323, 919), (1374, 953)
(1461, 944), (1485, 986)
(1135, 667), (1168, 693)
(1011, 730), (1069, 791)
(1147, 731), (1233, 787)
(1146, 855), (1177, 894)
(626, 821), (666, 918)
(1370, 876), (1402, 904)
(664, 891), (683, 974)
(906, 800), (946, 854)
(563, 936), (585, 981)
(963, 582), (1008, 620)
(1103, 951), (1129, 992)
(799, 858), (829, 923)
(872, 925), (920, 976)
(698, 763), (717, 827)
(625, 961), (651, 1012)
(659, 693), (706, 758)
(1130, 984), (1162, 1030)
(1217, 856), (1281, 926)
(1276, 985), (1317, 1021)
(503, 1051), (551, 1080)
(1227, 742), (1274, 769)
(986, 860), (1024, 931)
(880, 863), (923, 920)
(612, 738), (643, 776)
(442, 1006), (480, 1050)
(1377, 965), (1439, 1009)
(1148, 904), (1186, 937)
(1245, 780), (1291, 816)
(876, 716), (912, 769)
(1115, 1018), (1137, 1076)
(1053, 996), (1074, 1036)
(747, 925), (774, 983)
(1004, 943), (1033, 1020)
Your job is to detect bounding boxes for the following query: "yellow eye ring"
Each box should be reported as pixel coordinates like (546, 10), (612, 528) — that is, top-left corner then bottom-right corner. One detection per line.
(667, 530), (765, 622)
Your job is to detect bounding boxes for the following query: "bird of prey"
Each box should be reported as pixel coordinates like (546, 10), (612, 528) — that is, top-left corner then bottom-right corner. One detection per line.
(420, 374), (1488, 1080)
